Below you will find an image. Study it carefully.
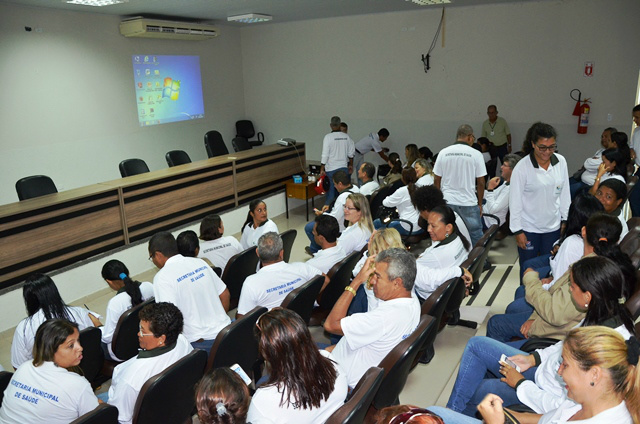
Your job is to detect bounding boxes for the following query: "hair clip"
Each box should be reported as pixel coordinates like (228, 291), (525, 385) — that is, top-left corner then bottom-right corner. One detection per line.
(619, 296), (626, 304)
(216, 401), (227, 416)
(598, 237), (607, 242)
(119, 273), (128, 280)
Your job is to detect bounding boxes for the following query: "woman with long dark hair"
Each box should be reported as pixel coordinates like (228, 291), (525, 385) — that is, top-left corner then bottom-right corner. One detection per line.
(589, 147), (628, 196)
(98, 259), (154, 361)
(11, 274), (94, 369)
(0, 319), (99, 422)
(198, 214), (243, 270)
(240, 199), (279, 249)
(248, 308), (348, 423)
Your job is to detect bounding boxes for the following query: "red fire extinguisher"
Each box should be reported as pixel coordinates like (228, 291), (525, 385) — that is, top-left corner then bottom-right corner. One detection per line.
(577, 99), (590, 134)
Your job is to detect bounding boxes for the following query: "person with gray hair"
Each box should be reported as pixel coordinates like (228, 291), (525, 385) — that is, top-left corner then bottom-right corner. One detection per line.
(324, 247), (420, 388)
(236, 232), (323, 318)
(320, 115), (355, 206)
(482, 153), (520, 229)
(434, 124), (487, 246)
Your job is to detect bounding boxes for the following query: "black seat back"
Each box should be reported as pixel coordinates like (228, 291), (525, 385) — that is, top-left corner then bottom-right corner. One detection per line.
(325, 367), (384, 424)
(119, 159), (150, 177)
(232, 136), (252, 152)
(70, 403), (119, 424)
(446, 247), (484, 315)
(165, 150), (191, 167)
(133, 349), (207, 424)
(204, 130), (229, 158)
(78, 327), (104, 388)
(319, 251), (362, 310)
(280, 229), (297, 263)
(16, 175), (58, 200)
(369, 185), (394, 220)
(236, 120), (264, 146)
(221, 246), (260, 309)
(281, 275), (324, 325)
(0, 371), (13, 407)
(112, 298), (155, 361)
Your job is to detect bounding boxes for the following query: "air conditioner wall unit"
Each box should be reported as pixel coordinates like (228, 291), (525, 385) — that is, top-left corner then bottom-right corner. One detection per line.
(119, 17), (219, 40)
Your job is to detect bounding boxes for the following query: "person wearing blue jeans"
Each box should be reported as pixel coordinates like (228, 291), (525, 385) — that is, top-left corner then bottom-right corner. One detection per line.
(448, 204), (484, 247)
(324, 167), (348, 206)
(514, 229), (561, 270)
(445, 336), (536, 417)
(320, 115), (355, 206)
(373, 218), (423, 236)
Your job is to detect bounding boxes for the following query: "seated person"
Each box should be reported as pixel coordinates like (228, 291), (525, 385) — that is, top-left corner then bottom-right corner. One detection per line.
(323, 248), (421, 388)
(382, 152), (403, 187)
(196, 368), (250, 424)
(589, 147), (628, 196)
(237, 232), (322, 318)
(97, 259), (154, 361)
(595, 178), (629, 239)
(358, 162), (380, 196)
(150, 231), (231, 352)
(108, 302), (193, 424)
(177, 230), (214, 267)
(240, 199), (279, 249)
(197, 214), (243, 271)
(482, 153), (520, 228)
(569, 127), (617, 198)
(374, 168), (422, 236)
(414, 158), (435, 187)
(0, 319), (99, 423)
(414, 205), (471, 302)
(305, 170), (359, 254)
(306, 215), (347, 274)
(248, 308), (348, 423)
(11, 274), (94, 369)
(336, 193), (374, 255)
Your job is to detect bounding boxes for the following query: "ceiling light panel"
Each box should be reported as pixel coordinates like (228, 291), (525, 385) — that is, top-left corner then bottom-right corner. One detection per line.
(227, 13), (273, 23)
(408, 0), (451, 5)
(66, 0), (128, 6)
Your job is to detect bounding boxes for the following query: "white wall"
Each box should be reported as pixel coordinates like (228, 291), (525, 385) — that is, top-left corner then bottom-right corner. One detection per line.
(239, 0), (640, 170)
(0, 3), (246, 205)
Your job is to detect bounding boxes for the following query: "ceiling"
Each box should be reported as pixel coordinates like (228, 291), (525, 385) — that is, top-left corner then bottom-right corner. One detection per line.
(3, 0), (535, 26)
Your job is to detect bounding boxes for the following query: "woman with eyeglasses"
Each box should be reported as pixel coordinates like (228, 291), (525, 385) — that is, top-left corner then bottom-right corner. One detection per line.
(0, 319), (99, 423)
(107, 302), (193, 424)
(248, 308), (348, 423)
(336, 193), (375, 255)
(240, 199), (279, 249)
(509, 122), (570, 268)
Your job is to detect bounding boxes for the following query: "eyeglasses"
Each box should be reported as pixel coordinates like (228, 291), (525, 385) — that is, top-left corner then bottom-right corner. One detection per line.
(148, 251), (156, 261)
(138, 324), (154, 337)
(535, 144), (557, 152)
(343, 206), (358, 211)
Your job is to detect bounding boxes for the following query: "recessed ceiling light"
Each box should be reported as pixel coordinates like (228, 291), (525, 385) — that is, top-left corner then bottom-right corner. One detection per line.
(66, 0), (128, 6)
(408, 0), (451, 5)
(227, 13), (273, 23)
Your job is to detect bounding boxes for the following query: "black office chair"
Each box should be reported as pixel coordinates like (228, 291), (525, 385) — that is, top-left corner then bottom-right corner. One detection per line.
(280, 229), (297, 262)
(445, 246), (485, 330)
(236, 119), (264, 147)
(204, 130), (229, 158)
(205, 306), (267, 382)
(376, 164), (391, 182)
(70, 404), (119, 424)
(232, 136), (252, 152)
(281, 275), (325, 325)
(119, 158), (150, 177)
(165, 150), (191, 167)
(132, 349), (207, 424)
(221, 246), (260, 310)
(15, 175), (58, 201)
(78, 327), (107, 389)
(325, 367), (384, 424)
(0, 371), (13, 407)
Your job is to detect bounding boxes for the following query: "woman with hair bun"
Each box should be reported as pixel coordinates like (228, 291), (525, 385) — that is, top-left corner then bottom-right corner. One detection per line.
(196, 368), (250, 424)
(97, 259), (154, 361)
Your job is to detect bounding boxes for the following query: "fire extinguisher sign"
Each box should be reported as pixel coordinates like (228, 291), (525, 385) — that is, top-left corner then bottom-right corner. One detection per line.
(584, 62), (594, 77)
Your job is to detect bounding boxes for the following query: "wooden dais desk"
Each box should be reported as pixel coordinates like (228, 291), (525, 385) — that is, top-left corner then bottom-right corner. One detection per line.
(285, 179), (318, 221)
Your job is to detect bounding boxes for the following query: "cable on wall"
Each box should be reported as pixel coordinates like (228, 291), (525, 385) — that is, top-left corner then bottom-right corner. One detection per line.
(421, 7), (445, 74)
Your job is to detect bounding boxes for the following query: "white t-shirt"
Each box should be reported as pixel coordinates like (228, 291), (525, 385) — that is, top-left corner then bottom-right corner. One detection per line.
(433, 142), (487, 206)
(336, 223), (370, 256)
(240, 220), (279, 250)
(321, 131), (355, 172)
(198, 236), (243, 270)
(331, 296), (420, 387)
(237, 261), (322, 315)
(355, 133), (383, 154)
(548, 235), (583, 284)
(483, 182), (510, 228)
(416, 174), (434, 187)
(11, 307), (94, 369)
(632, 127), (640, 167)
(0, 361), (99, 424)
(382, 185), (420, 232)
(153, 255), (230, 342)
(538, 400), (631, 424)
(107, 334), (193, 424)
(580, 148), (605, 185)
(307, 245), (347, 274)
(326, 186), (360, 232)
(414, 234), (468, 299)
(101, 281), (155, 361)
(359, 180), (380, 196)
(247, 350), (348, 424)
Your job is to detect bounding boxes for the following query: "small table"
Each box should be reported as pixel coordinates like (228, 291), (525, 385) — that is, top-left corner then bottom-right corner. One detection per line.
(285, 179), (318, 220)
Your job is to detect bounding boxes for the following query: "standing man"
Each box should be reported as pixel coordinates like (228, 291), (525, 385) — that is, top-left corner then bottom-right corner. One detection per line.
(353, 129), (390, 185)
(481, 105), (512, 162)
(149, 232), (231, 353)
(434, 124), (486, 246)
(321, 116), (355, 206)
(628, 105), (640, 216)
(357, 162), (379, 196)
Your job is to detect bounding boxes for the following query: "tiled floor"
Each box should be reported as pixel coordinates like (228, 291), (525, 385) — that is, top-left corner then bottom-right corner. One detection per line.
(0, 202), (523, 415)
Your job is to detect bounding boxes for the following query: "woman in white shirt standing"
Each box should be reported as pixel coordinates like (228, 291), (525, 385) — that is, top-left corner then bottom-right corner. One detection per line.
(96, 259), (154, 361)
(509, 122), (570, 268)
(11, 274), (94, 369)
(198, 214), (243, 270)
(337, 193), (374, 255)
(374, 168), (423, 236)
(240, 199), (279, 249)
(248, 308), (348, 423)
